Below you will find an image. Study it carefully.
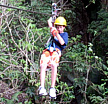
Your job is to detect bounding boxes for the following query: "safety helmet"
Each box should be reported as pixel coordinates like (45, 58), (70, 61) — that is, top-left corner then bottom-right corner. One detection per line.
(54, 16), (67, 26)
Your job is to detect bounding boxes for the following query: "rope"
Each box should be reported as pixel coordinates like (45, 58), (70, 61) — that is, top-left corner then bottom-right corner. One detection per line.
(0, 4), (51, 16)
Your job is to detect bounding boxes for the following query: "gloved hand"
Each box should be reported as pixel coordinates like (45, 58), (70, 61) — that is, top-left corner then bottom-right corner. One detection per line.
(50, 27), (58, 37)
(48, 17), (53, 23)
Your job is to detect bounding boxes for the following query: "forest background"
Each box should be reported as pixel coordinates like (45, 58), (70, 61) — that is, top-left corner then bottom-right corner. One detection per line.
(0, 0), (108, 104)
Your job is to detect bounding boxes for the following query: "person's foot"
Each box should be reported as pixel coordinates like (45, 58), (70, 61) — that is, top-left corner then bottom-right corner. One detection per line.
(49, 87), (56, 99)
(38, 86), (47, 96)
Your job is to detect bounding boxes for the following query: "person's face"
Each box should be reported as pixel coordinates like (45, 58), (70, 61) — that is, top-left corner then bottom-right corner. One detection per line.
(56, 25), (65, 33)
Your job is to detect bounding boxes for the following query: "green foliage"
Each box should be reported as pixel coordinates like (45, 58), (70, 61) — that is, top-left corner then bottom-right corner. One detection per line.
(88, 9), (108, 48)
(87, 83), (108, 104)
(0, 92), (22, 104)
(87, 62), (108, 103)
(56, 74), (75, 102)
(6, 92), (22, 104)
(62, 35), (92, 72)
(0, 1), (50, 103)
(60, 35), (108, 103)
(0, 0), (108, 104)
(87, 8), (108, 103)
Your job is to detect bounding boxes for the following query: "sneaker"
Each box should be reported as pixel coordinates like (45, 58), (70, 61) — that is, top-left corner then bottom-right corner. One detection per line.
(49, 87), (56, 99)
(38, 86), (47, 96)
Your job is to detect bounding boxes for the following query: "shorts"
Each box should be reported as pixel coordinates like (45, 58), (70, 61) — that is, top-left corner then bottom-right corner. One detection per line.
(40, 48), (61, 68)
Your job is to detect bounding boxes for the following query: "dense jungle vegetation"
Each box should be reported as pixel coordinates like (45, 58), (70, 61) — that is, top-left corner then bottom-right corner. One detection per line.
(0, 0), (108, 104)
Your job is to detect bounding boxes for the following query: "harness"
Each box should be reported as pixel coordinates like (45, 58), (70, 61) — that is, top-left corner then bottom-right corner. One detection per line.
(45, 35), (62, 53)
(45, 36), (56, 52)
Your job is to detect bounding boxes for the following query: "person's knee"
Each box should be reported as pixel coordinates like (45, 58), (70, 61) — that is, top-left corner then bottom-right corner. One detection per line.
(51, 63), (57, 69)
(40, 63), (47, 69)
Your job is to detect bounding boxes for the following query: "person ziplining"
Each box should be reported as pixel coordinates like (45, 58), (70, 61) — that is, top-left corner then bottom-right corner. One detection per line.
(38, 3), (68, 99)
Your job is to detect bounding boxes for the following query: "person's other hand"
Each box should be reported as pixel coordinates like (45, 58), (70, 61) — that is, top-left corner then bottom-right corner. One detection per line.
(50, 27), (58, 37)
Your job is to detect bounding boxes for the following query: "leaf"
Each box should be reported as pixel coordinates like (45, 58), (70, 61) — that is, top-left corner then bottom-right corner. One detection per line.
(6, 92), (22, 104)
(98, 85), (105, 93)
(92, 0), (95, 4)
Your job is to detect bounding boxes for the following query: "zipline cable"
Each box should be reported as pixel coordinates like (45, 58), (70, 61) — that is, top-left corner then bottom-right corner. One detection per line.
(0, 4), (51, 16)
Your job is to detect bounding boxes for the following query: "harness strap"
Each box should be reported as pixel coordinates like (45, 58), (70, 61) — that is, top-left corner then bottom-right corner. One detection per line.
(52, 38), (62, 48)
(43, 48), (60, 56)
(46, 36), (56, 52)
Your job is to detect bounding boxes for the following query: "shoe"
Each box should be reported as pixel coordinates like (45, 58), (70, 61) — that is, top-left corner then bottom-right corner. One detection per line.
(49, 87), (56, 99)
(38, 86), (47, 96)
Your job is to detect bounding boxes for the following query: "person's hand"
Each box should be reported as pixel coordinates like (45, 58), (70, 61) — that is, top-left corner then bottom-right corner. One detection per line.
(50, 27), (58, 37)
(48, 17), (53, 23)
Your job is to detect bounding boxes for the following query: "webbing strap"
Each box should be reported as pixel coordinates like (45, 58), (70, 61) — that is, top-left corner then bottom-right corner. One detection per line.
(53, 41), (56, 51)
(46, 36), (56, 52)
(47, 40), (56, 51)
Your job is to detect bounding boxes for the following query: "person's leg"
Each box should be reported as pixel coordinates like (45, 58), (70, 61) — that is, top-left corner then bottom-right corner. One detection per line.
(49, 50), (61, 98)
(50, 49), (61, 87)
(39, 64), (48, 95)
(49, 64), (58, 98)
(51, 64), (57, 87)
(40, 50), (50, 87)
(39, 50), (50, 95)
(40, 64), (47, 87)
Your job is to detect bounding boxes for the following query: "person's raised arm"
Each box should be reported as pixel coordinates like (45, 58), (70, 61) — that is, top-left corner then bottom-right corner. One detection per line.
(47, 17), (53, 28)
